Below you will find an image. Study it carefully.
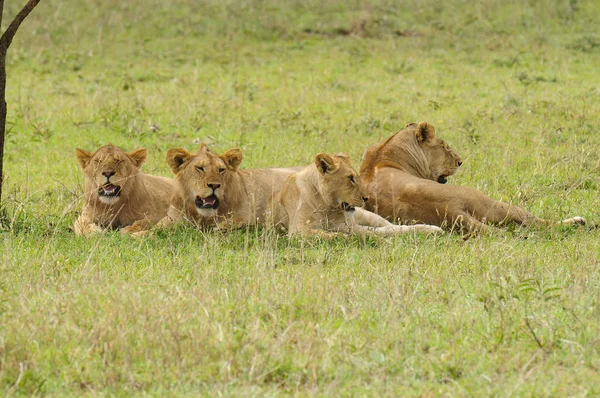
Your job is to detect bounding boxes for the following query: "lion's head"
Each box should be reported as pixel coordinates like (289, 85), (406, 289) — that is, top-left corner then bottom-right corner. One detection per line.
(166, 143), (243, 217)
(413, 122), (463, 184)
(76, 144), (147, 204)
(314, 153), (369, 212)
(360, 121), (462, 184)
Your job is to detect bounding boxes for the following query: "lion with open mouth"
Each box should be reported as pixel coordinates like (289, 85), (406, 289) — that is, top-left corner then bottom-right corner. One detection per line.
(74, 144), (174, 235)
(158, 143), (301, 229)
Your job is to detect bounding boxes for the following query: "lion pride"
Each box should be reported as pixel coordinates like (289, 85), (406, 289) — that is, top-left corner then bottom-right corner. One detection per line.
(74, 144), (173, 235)
(360, 122), (585, 233)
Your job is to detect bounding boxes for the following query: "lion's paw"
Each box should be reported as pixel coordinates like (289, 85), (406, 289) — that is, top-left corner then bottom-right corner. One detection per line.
(120, 225), (143, 234)
(560, 216), (587, 226)
(413, 224), (445, 234)
(131, 230), (152, 238)
(81, 223), (105, 235)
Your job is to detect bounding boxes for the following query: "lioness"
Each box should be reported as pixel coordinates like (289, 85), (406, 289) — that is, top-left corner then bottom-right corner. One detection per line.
(74, 144), (174, 235)
(360, 122), (586, 232)
(275, 152), (443, 237)
(158, 143), (301, 228)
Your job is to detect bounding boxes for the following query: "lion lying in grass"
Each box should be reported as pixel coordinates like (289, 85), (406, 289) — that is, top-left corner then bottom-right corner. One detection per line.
(157, 144), (301, 229)
(74, 144), (173, 235)
(360, 122), (586, 233)
(275, 152), (443, 237)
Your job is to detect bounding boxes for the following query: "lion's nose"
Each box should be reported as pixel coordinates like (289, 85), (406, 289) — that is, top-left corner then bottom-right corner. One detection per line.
(362, 197), (369, 203)
(457, 161), (463, 167)
(102, 170), (115, 178)
(208, 183), (221, 190)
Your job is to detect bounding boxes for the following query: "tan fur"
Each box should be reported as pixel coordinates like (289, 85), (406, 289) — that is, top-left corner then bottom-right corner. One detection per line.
(159, 144), (302, 229)
(74, 144), (174, 235)
(275, 153), (443, 237)
(360, 122), (586, 233)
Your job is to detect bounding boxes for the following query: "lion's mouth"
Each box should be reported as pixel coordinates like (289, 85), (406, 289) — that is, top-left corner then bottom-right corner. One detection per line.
(437, 175), (448, 184)
(341, 202), (355, 212)
(196, 194), (219, 209)
(99, 184), (121, 197)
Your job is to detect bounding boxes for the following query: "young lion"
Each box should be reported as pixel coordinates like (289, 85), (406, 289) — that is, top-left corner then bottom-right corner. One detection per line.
(360, 122), (586, 233)
(74, 144), (174, 235)
(275, 152), (443, 237)
(158, 144), (301, 229)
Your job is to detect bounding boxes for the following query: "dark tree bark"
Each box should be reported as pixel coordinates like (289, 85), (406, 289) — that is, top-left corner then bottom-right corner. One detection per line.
(0, 0), (41, 205)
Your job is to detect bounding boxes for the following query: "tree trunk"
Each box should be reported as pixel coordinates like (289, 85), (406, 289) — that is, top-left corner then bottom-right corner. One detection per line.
(0, 0), (5, 206)
(0, 52), (7, 205)
(0, 0), (42, 205)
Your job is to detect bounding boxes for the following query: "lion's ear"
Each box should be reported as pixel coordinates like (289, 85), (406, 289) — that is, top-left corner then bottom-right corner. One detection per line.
(221, 148), (243, 171)
(128, 148), (147, 168)
(75, 148), (93, 169)
(166, 148), (193, 175)
(315, 153), (340, 174)
(416, 122), (436, 143)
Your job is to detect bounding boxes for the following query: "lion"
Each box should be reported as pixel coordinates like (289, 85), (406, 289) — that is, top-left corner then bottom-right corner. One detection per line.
(158, 143), (302, 229)
(359, 122), (586, 233)
(74, 144), (174, 235)
(275, 152), (443, 237)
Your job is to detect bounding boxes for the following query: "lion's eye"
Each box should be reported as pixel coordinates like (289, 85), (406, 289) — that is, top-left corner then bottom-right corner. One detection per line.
(218, 168), (226, 174)
(195, 166), (205, 173)
(348, 175), (356, 184)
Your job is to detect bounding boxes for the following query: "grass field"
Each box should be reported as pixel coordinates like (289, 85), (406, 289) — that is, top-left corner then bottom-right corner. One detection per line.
(1, 0), (600, 395)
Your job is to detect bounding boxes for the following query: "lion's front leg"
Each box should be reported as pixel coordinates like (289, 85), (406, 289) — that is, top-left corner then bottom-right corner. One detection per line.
(352, 224), (444, 236)
(155, 205), (183, 229)
(286, 205), (337, 238)
(350, 208), (443, 235)
(120, 219), (153, 234)
(74, 212), (105, 236)
(353, 208), (393, 228)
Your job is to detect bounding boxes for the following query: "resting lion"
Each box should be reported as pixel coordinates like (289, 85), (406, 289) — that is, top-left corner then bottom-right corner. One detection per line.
(359, 122), (586, 233)
(158, 143), (301, 229)
(275, 152), (443, 237)
(74, 144), (174, 235)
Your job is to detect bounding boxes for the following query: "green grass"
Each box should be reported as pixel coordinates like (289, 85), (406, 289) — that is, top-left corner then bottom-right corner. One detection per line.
(2, 0), (600, 395)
